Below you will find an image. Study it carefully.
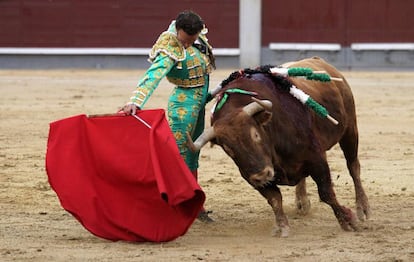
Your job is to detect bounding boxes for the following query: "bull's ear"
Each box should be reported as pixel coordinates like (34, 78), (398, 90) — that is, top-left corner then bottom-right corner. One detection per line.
(254, 111), (272, 125)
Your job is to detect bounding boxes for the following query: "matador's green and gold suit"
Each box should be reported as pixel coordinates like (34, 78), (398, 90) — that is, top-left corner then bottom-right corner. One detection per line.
(129, 21), (214, 171)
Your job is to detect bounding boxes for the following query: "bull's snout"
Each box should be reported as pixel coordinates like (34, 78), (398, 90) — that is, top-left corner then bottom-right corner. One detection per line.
(249, 166), (275, 188)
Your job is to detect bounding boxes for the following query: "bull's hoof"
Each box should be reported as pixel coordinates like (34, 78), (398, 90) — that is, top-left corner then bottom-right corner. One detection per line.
(281, 227), (290, 237)
(356, 206), (370, 222)
(272, 225), (290, 238)
(356, 200), (371, 221)
(296, 198), (311, 215)
(339, 209), (358, 231)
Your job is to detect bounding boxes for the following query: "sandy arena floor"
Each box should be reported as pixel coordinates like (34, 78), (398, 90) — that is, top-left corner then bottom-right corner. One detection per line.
(0, 67), (413, 261)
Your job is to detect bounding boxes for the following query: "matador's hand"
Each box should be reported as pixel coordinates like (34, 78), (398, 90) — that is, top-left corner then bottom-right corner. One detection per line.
(120, 104), (140, 115)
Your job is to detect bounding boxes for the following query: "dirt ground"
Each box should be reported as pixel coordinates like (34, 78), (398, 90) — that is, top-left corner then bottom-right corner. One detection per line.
(0, 66), (413, 262)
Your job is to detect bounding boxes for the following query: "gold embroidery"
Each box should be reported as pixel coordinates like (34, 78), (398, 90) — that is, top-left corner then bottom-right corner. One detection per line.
(186, 123), (194, 133)
(191, 105), (198, 118)
(177, 93), (187, 102)
(187, 48), (195, 56)
(193, 88), (202, 99)
(197, 67), (203, 76)
(174, 131), (183, 141)
(188, 69), (196, 79)
(164, 44), (210, 88)
(183, 79), (190, 86)
(177, 107), (187, 121)
(193, 57), (200, 66)
(149, 32), (185, 62)
(136, 87), (149, 96)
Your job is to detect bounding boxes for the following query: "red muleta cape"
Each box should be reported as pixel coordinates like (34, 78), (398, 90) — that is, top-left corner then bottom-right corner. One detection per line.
(45, 109), (205, 242)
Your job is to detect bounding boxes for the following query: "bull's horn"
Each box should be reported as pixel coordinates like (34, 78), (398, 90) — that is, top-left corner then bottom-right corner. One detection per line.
(243, 98), (273, 116)
(187, 126), (216, 152)
(252, 97), (273, 111)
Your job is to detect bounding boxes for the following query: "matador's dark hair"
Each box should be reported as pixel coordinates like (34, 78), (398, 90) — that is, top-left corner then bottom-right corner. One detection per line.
(175, 10), (204, 36)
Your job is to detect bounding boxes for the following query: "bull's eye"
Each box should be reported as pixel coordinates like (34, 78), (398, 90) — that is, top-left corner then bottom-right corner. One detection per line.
(250, 127), (261, 142)
(222, 144), (235, 158)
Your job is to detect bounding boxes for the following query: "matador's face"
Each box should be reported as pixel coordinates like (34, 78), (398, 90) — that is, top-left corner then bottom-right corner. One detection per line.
(177, 29), (200, 49)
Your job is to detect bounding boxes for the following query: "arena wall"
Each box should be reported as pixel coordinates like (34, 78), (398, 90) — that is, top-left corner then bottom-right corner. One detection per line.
(0, 0), (413, 69)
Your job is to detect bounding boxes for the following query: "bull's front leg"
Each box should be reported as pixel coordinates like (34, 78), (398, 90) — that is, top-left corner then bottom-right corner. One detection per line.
(257, 186), (290, 237)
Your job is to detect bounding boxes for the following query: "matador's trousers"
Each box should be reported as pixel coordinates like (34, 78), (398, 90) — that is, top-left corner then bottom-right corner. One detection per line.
(167, 77), (209, 171)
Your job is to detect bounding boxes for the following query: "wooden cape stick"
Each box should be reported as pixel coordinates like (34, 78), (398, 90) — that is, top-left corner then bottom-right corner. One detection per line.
(87, 113), (152, 129)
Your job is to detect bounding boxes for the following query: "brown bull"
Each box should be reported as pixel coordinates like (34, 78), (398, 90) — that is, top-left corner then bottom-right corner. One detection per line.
(189, 57), (370, 237)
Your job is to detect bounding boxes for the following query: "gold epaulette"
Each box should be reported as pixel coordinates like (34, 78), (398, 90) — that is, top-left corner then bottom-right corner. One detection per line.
(149, 32), (186, 62)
